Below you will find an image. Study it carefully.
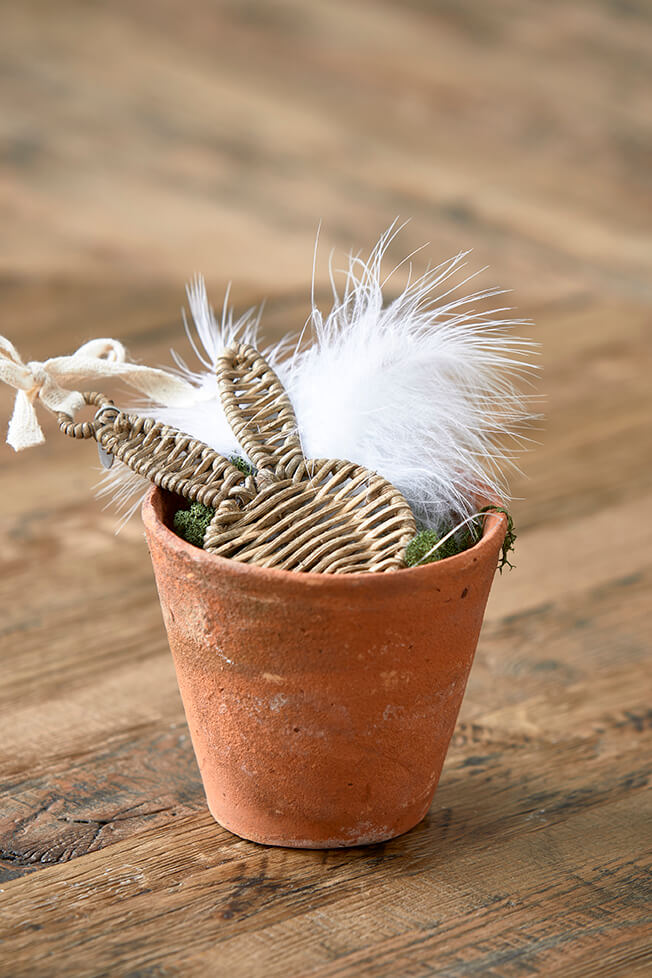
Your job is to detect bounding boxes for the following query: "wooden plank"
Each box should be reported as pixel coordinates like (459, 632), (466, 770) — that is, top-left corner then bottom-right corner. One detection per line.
(0, 724), (202, 881)
(0, 795), (648, 977)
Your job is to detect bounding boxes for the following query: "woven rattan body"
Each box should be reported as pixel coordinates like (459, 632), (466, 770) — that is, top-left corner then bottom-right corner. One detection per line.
(58, 344), (416, 573)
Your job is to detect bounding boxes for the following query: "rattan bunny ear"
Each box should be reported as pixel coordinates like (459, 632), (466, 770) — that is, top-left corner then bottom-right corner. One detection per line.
(57, 393), (257, 510)
(216, 343), (306, 480)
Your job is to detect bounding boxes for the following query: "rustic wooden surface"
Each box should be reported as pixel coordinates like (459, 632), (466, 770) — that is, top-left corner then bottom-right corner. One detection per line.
(1, 1), (651, 975)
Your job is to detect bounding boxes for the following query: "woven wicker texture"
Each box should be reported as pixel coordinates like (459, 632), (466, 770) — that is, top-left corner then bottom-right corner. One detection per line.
(58, 344), (416, 573)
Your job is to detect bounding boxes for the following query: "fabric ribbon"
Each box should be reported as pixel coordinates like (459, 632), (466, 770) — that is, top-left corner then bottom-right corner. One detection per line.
(0, 336), (198, 451)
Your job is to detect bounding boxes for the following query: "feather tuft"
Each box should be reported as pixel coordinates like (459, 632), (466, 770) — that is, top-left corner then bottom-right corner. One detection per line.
(286, 225), (538, 530)
(99, 230), (538, 533)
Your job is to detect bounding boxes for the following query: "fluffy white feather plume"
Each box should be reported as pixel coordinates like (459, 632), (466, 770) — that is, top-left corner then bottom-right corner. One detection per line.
(99, 227), (537, 531)
(287, 228), (536, 529)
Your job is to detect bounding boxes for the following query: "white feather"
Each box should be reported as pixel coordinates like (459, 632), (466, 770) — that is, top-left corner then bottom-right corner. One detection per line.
(138, 275), (264, 457)
(97, 460), (151, 531)
(286, 226), (537, 530)
(99, 228), (537, 533)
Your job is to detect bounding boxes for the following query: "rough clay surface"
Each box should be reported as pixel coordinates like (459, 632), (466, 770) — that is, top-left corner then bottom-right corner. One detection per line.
(142, 487), (506, 848)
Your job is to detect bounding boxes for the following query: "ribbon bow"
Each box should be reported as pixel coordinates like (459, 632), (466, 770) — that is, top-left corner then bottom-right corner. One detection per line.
(0, 336), (197, 451)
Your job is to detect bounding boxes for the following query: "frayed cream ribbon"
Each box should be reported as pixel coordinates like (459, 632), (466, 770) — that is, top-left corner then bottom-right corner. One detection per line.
(0, 336), (197, 451)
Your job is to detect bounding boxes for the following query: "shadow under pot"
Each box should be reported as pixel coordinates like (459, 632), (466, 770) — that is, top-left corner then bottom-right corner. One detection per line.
(142, 485), (507, 848)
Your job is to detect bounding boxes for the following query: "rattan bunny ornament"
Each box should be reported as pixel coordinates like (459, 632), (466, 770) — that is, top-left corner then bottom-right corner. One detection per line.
(49, 341), (416, 573)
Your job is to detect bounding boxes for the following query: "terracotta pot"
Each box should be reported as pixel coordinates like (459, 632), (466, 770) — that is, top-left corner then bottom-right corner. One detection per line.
(142, 486), (507, 848)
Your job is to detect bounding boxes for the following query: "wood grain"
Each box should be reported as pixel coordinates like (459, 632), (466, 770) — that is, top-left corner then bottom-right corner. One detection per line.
(0, 0), (651, 975)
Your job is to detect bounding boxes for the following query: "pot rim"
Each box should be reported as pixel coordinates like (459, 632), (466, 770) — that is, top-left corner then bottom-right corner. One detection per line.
(142, 485), (507, 589)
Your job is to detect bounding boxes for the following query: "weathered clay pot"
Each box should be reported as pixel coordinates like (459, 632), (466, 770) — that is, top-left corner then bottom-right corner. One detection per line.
(142, 486), (507, 848)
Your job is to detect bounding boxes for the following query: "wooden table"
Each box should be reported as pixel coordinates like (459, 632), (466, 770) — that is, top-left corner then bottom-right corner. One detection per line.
(1, 2), (650, 975)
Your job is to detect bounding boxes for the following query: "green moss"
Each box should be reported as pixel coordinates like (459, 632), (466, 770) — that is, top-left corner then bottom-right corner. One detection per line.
(404, 527), (473, 566)
(173, 458), (250, 549)
(404, 507), (516, 571)
(230, 455), (254, 475)
(173, 501), (215, 548)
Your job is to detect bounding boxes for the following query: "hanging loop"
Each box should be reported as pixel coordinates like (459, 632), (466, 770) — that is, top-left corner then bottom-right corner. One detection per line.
(57, 391), (115, 440)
